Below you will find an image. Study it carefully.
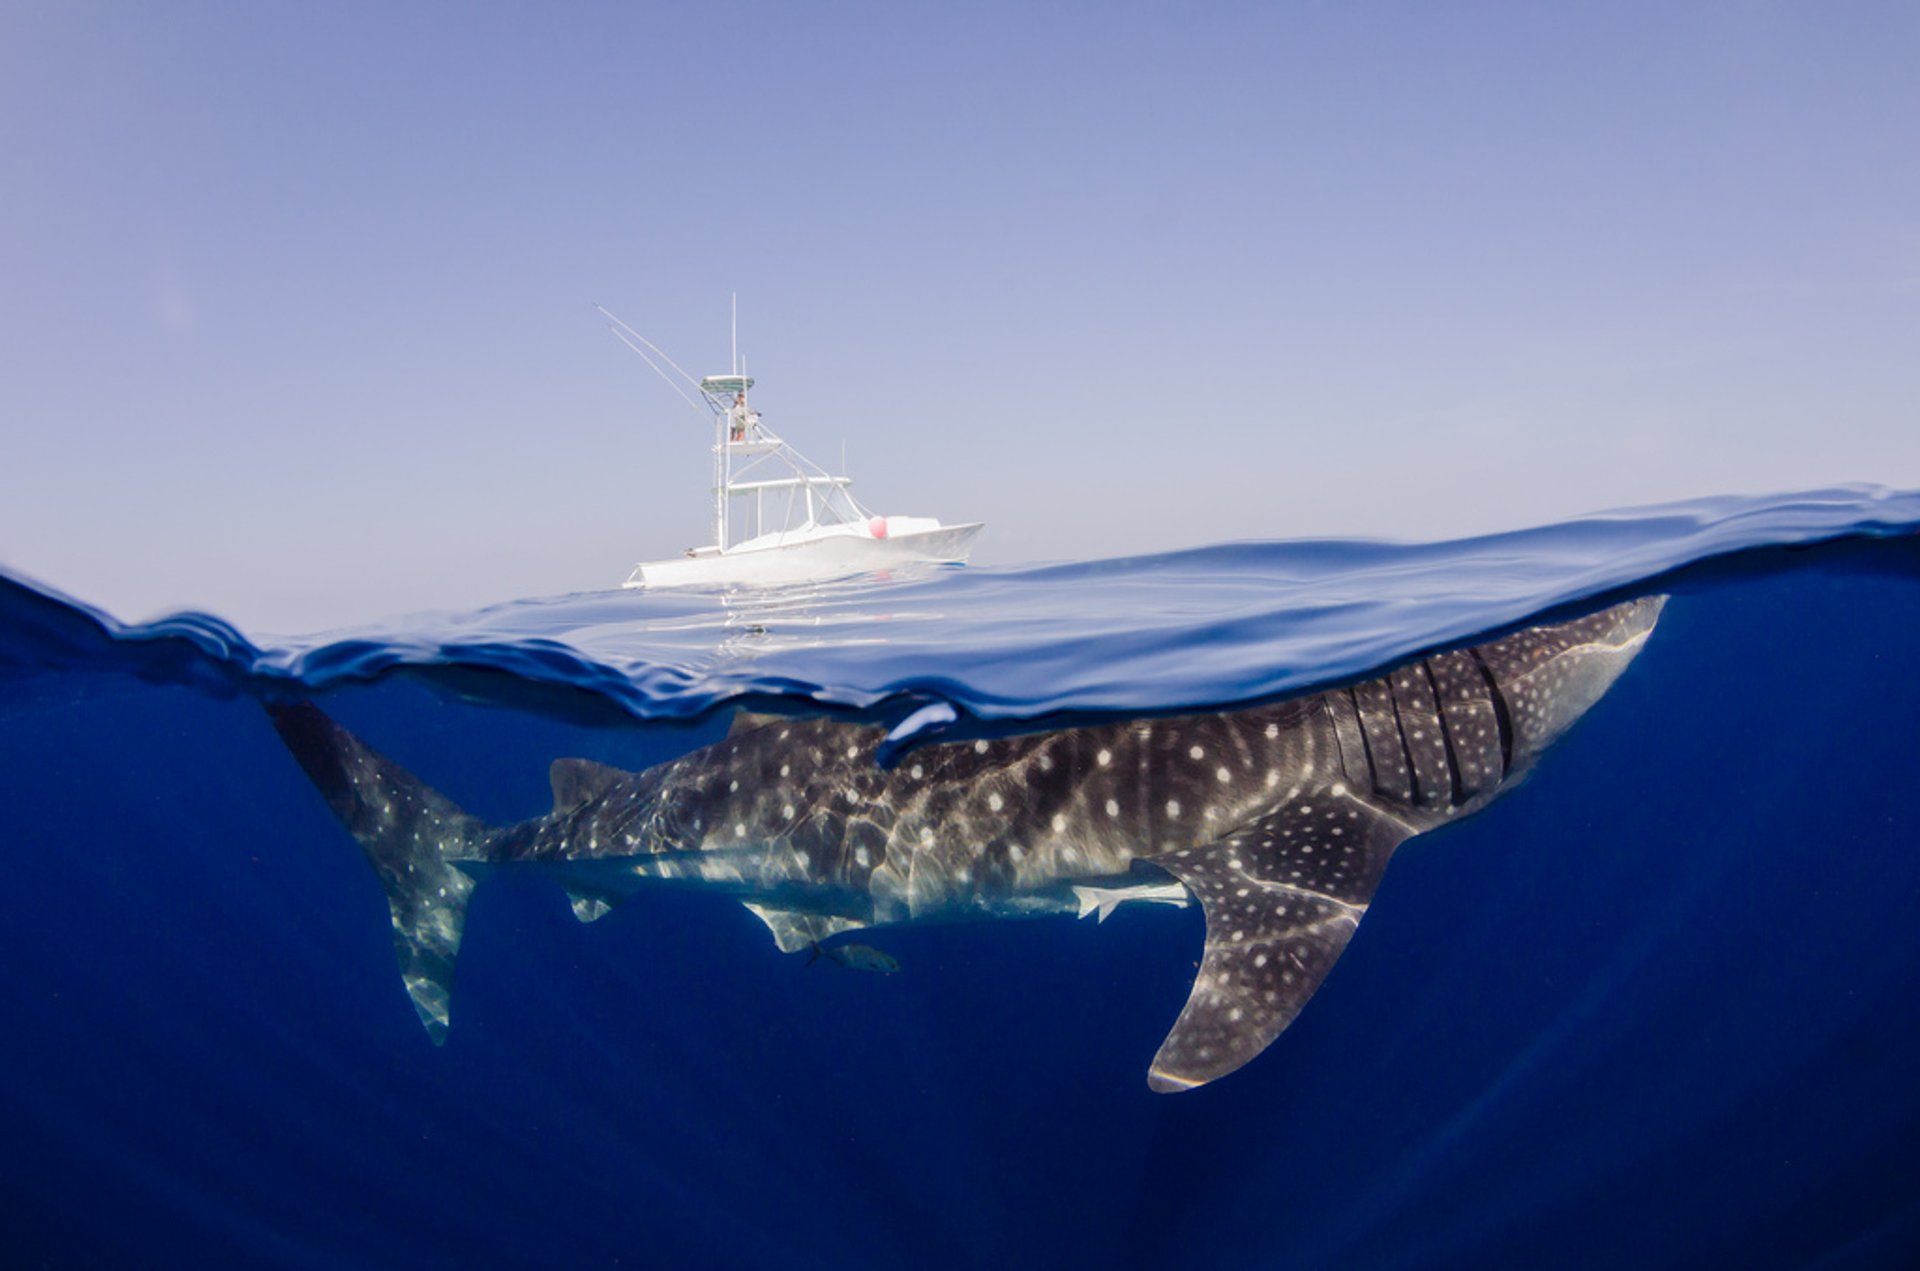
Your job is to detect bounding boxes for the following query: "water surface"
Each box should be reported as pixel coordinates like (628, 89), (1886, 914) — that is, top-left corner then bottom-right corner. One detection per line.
(2, 486), (1917, 1268)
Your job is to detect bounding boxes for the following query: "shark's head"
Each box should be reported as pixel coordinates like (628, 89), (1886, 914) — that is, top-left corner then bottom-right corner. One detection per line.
(1486, 595), (1664, 771)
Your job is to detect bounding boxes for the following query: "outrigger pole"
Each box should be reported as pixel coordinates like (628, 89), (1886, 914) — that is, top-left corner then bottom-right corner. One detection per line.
(597, 305), (707, 414)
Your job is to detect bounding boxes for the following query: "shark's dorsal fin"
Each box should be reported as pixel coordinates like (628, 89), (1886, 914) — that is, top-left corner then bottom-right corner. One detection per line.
(549, 758), (633, 815)
(728, 709), (785, 738)
(1144, 794), (1414, 1092)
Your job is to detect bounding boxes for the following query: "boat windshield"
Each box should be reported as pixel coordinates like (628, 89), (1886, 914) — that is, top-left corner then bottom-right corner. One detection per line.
(816, 484), (865, 525)
(722, 475), (869, 550)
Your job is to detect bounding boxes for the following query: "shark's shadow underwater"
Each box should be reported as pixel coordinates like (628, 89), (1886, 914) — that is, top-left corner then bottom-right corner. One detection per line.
(268, 597), (1661, 1091)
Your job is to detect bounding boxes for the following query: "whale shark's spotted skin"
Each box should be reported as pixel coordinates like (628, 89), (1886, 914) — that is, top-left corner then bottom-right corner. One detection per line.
(269, 597), (1661, 1091)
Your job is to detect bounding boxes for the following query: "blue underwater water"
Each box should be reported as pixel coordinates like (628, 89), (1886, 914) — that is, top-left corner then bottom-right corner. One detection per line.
(3, 485), (1920, 1269)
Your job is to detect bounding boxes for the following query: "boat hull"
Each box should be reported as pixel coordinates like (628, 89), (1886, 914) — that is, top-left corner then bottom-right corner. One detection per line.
(625, 522), (983, 589)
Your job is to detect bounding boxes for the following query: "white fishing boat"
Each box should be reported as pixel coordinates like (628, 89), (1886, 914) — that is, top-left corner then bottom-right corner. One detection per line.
(603, 306), (983, 589)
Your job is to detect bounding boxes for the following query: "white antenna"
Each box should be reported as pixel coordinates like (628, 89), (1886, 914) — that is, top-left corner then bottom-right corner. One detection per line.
(596, 304), (705, 413)
(730, 293), (738, 375)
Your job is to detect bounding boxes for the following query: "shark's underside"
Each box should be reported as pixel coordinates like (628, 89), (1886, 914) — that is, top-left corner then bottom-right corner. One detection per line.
(268, 597), (1661, 1091)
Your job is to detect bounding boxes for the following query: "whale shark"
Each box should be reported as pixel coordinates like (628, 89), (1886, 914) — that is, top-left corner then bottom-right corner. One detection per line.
(267, 596), (1661, 1091)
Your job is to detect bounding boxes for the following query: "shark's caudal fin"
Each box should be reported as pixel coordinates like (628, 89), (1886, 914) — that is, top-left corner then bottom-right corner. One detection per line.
(266, 703), (493, 1042)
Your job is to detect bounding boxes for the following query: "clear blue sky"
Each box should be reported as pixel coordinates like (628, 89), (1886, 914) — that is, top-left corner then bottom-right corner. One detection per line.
(3, 2), (1916, 632)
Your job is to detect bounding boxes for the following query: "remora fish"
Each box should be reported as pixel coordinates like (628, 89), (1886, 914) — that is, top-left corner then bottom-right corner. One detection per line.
(267, 597), (1660, 1092)
(807, 942), (900, 974)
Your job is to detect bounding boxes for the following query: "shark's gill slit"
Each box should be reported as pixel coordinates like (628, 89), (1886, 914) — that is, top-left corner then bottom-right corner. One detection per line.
(1469, 647), (1516, 776)
(1346, 685), (1381, 793)
(1420, 657), (1467, 806)
(1385, 675), (1426, 807)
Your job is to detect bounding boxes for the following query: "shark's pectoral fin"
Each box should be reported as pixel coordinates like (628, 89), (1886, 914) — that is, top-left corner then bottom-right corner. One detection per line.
(566, 891), (614, 923)
(1145, 798), (1413, 1092)
(743, 903), (867, 954)
(549, 758), (635, 815)
(1073, 880), (1191, 922)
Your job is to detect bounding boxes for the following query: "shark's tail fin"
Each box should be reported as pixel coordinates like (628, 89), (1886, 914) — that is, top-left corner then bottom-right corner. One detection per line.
(266, 702), (492, 1042)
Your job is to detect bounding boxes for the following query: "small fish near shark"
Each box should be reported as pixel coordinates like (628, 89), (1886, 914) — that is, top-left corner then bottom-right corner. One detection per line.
(266, 597), (1661, 1092)
(807, 942), (900, 974)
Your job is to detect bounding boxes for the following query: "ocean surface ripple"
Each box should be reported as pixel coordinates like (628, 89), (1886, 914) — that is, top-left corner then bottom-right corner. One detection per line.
(4, 486), (1918, 729)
